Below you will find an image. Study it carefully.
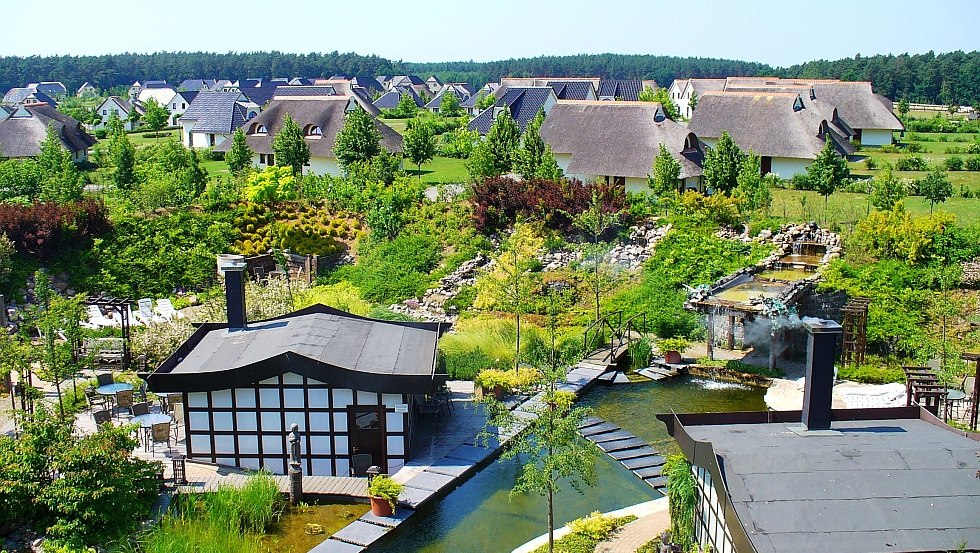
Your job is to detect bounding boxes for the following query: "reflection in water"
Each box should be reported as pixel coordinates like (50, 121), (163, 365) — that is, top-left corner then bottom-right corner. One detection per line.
(368, 376), (766, 552)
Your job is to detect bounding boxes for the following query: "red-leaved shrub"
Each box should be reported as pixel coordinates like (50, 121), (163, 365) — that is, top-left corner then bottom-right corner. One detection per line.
(471, 177), (625, 233)
(0, 200), (111, 260)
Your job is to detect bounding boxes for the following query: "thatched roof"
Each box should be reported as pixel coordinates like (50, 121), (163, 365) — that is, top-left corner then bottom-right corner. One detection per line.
(689, 91), (855, 160)
(215, 97), (402, 157)
(686, 78), (727, 97)
(0, 104), (96, 158)
(540, 101), (704, 179)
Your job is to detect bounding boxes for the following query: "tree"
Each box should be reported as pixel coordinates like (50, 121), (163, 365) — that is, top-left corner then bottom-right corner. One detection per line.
(440, 90), (463, 117)
(649, 143), (681, 198)
(225, 128), (253, 175)
(638, 86), (680, 120)
(479, 297), (598, 553)
(333, 108), (382, 173)
(403, 118), (436, 178)
(702, 131), (746, 194)
(637, 85), (657, 102)
(109, 130), (137, 191)
(574, 190), (621, 326)
(537, 145), (564, 182)
(394, 91), (418, 118)
(466, 108), (520, 180)
(806, 137), (850, 213)
(897, 98), (910, 120)
(30, 271), (85, 419)
(36, 126), (82, 203)
(735, 152), (772, 212)
(515, 110), (546, 180)
(687, 91), (699, 114)
(477, 92), (496, 111)
(869, 166), (905, 211)
(140, 98), (169, 135)
(272, 114), (310, 176)
(919, 168), (953, 212)
(242, 165), (297, 203)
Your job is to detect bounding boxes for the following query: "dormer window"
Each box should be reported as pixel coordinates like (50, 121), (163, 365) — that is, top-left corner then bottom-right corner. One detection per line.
(305, 125), (322, 138)
(683, 134), (698, 152)
(250, 123), (268, 135)
(793, 95), (805, 111)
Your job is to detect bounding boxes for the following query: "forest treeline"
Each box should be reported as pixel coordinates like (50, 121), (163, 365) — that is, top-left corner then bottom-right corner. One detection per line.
(1, 49), (977, 105)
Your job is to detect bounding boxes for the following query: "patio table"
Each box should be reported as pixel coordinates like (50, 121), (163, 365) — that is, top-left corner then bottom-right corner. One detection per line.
(131, 413), (173, 428)
(96, 382), (134, 396)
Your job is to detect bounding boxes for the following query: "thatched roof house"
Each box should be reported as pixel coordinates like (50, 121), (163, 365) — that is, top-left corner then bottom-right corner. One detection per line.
(540, 100), (704, 193)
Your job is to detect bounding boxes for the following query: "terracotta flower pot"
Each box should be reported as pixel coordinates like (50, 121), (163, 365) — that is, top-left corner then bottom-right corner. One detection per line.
(664, 351), (682, 364)
(370, 496), (394, 517)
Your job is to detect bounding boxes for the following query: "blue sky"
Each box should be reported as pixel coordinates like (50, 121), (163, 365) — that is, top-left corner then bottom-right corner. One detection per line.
(4, 0), (977, 67)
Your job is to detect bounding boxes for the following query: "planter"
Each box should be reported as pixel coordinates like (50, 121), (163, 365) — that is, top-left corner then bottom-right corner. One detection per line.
(476, 385), (505, 400)
(664, 350), (682, 364)
(370, 496), (394, 517)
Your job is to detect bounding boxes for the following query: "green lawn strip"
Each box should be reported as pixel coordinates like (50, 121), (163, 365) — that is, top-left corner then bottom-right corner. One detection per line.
(529, 515), (637, 553)
(406, 155), (469, 185)
(771, 188), (980, 226)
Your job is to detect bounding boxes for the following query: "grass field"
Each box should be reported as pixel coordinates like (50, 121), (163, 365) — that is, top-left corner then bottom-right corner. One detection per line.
(406, 155), (469, 185)
(849, 131), (980, 195)
(771, 187), (980, 227)
(126, 129), (179, 146)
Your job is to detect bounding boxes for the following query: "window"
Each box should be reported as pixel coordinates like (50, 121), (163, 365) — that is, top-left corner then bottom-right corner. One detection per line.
(267, 154), (274, 166)
(305, 125), (322, 137)
(172, 103), (176, 109)
(250, 123), (268, 135)
(102, 109), (106, 115)
(182, 103), (186, 109)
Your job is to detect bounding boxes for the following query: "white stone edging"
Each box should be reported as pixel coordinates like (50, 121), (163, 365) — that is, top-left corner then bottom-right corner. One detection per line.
(510, 497), (669, 553)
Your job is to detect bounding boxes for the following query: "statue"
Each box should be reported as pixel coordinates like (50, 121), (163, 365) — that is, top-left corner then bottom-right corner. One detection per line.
(288, 423), (301, 468)
(287, 423), (303, 505)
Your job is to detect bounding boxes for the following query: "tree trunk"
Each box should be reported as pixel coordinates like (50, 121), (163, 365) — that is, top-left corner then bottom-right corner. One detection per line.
(515, 312), (521, 372)
(548, 484), (554, 553)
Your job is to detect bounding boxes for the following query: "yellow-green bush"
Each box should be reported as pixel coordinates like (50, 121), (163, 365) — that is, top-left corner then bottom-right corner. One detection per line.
(293, 282), (371, 316)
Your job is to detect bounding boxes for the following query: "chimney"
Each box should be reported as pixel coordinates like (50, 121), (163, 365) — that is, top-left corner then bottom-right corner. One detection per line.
(801, 318), (842, 431)
(222, 262), (247, 330)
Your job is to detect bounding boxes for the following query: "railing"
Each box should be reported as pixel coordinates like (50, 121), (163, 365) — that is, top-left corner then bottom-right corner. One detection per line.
(583, 311), (647, 365)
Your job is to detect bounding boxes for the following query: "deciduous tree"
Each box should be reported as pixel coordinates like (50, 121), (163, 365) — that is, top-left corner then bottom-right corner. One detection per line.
(37, 126), (82, 203)
(649, 143), (681, 197)
(734, 152), (772, 213)
(272, 114), (310, 176)
(574, 190), (621, 326)
(515, 110), (546, 180)
(394, 91), (418, 118)
(897, 98), (910, 120)
(869, 166), (905, 211)
(702, 131), (746, 194)
(919, 168), (953, 212)
(806, 137), (850, 212)
(439, 90), (463, 117)
(333, 108), (382, 172)
(466, 108), (520, 180)
(403, 118), (436, 177)
(109, 130), (137, 191)
(140, 98), (169, 135)
(225, 128), (253, 175)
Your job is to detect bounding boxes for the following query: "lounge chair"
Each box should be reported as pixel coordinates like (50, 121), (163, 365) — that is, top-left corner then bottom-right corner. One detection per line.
(127, 305), (143, 327)
(154, 298), (185, 321)
(137, 298), (163, 325)
(86, 305), (117, 328)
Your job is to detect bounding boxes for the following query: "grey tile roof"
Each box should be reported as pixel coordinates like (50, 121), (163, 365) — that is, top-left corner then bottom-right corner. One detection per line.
(597, 80), (643, 101)
(469, 87), (555, 134)
(274, 86), (339, 98)
(548, 81), (595, 100)
(689, 91), (855, 161)
(0, 104), (95, 158)
(143, 80), (170, 89)
(215, 97), (402, 157)
(373, 87), (423, 109)
(33, 82), (67, 96)
(424, 84), (472, 110)
(677, 413), (980, 553)
(240, 82), (282, 108)
(541, 101), (703, 179)
(25, 92), (57, 107)
(3, 87), (31, 104)
(181, 91), (249, 134)
(178, 79), (217, 91)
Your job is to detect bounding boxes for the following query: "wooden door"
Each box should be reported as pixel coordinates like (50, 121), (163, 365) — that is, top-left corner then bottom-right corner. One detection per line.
(347, 406), (386, 472)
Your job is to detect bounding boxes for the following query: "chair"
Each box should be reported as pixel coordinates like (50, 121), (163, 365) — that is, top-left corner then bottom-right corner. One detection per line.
(165, 393), (182, 413)
(131, 402), (150, 417)
(150, 422), (172, 456)
(86, 305), (117, 328)
(350, 453), (373, 477)
(155, 299), (185, 321)
(84, 387), (107, 411)
(115, 389), (134, 418)
(171, 402), (185, 441)
(137, 298), (163, 325)
(93, 409), (112, 426)
(96, 373), (114, 387)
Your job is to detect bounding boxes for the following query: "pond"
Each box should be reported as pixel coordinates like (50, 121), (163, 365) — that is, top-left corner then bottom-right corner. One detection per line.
(755, 268), (814, 282)
(367, 376), (767, 552)
(260, 501), (369, 552)
(714, 280), (788, 304)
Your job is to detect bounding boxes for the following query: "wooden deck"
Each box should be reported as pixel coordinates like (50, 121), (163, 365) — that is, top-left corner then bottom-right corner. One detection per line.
(175, 462), (368, 498)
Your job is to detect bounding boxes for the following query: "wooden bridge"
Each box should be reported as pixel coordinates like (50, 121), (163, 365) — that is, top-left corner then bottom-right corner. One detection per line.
(582, 311), (647, 371)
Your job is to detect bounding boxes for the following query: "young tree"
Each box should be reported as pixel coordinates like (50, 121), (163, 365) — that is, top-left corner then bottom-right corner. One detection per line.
(537, 144), (564, 182)
(272, 114), (310, 176)
(333, 108), (382, 173)
(109, 130), (137, 191)
(919, 168), (953, 212)
(687, 90), (699, 115)
(638, 86), (680, 119)
(36, 126), (82, 203)
(574, 190), (621, 326)
(466, 108), (520, 180)
(225, 128), (253, 175)
(702, 131), (746, 194)
(869, 166), (906, 211)
(515, 110), (546, 180)
(649, 143), (681, 198)
(480, 298), (598, 553)
(897, 98), (910, 120)
(476, 92), (496, 111)
(439, 90), (463, 117)
(403, 118), (436, 178)
(30, 272), (85, 419)
(735, 152), (772, 212)
(394, 91), (418, 118)
(637, 85), (657, 102)
(140, 98), (169, 135)
(806, 137), (850, 212)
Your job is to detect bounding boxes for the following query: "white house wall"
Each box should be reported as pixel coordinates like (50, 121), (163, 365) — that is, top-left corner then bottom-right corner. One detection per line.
(859, 128), (893, 146)
(251, 153), (343, 176)
(183, 372), (413, 476)
(769, 157), (811, 179)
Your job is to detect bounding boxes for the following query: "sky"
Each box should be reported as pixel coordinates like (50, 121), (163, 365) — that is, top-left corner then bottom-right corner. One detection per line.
(3, 0), (978, 67)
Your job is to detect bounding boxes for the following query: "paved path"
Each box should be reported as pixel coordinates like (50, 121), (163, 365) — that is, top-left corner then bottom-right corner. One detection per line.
(594, 508), (671, 553)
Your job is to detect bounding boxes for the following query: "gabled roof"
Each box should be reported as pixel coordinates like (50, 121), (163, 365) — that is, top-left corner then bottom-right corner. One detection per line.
(33, 82), (67, 96)
(288, 77), (314, 86)
(0, 104), (96, 158)
(689, 91), (855, 160)
(425, 84), (473, 110)
(389, 75), (424, 87)
(548, 81), (595, 100)
(597, 79), (644, 101)
(216, 97), (402, 157)
(177, 90), (200, 105)
(274, 86), (339, 98)
(77, 82), (96, 92)
(348, 75), (384, 95)
(24, 92), (57, 107)
(3, 87), (31, 105)
(137, 86), (178, 106)
(373, 87), (423, 109)
(146, 304), (448, 395)
(178, 79), (218, 92)
(541, 101), (703, 179)
(469, 86), (555, 134)
(143, 80), (170, 89)
(686, 78), (728, 97)
(180, 91), (249, 134)
(100, 95), (136, 114)
(239, 81), (282, 107)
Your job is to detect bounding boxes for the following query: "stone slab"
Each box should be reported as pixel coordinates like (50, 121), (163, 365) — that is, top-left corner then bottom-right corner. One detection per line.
(588, 430), (635, 443)
(634, 465), (664, 479)
(359, 509), (414, 528)
(644, 476), (668, 488)
(444, 444), (493, 464)
(580, 422), (620, 437)
(308, 538), (365, 553)
(331, 520), (389, 547)
(609, 446), (660, 461)
(423, 458), (475, 478)
(612, 372), (631, 384)
(404, 471), (457, 492)
(579, 416), (605, 429)
(397, 485), (436, 508)
(597, 437), (649, 452)
(622, 455), (666, 471)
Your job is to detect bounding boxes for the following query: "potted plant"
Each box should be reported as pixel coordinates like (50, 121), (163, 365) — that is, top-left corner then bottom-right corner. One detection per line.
(474, 369), (511, 400)
(657, 338), (691, 365)
(368, 475), (404, 517)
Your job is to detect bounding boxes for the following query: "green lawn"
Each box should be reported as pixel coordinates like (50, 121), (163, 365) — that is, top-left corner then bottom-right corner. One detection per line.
(850, 131), (980, 193)
(382, 119), (409, 135)
(771, 188), (980, 227)
(406, 155), (469, 185)
(126, 129), (179, 146)
(202, 159), (230, 180)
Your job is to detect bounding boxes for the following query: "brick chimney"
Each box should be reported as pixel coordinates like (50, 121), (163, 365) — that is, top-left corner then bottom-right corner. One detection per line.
(801, 318), (842, 431)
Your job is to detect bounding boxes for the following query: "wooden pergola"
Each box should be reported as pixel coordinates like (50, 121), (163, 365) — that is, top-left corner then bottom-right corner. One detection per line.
(960, 352), (979, 431)
(82, 294), (134, 369)
(841, 297), (870, 367)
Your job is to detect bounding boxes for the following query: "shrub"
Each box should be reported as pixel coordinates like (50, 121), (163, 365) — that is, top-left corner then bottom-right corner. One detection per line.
(567, 511), (622, 541)
(329, 233), (441, 304)
(367, 475), (403, 509)
(944, 156), (964, 171)
(93, 128), (108, 139)
(836, 364), (905, 384)
(863, 156), (878, 170)
(895, 155), (929, 172)
(790, 173), (812, 190)
(0, 200), (110, 262)
(966, 156), (980, 171)
(471, 177), (625, 233)
(905, 142), (924, 153)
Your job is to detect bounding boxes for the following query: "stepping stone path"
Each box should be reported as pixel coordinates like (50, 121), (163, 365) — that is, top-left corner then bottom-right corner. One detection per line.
(578, 416), (668, 492)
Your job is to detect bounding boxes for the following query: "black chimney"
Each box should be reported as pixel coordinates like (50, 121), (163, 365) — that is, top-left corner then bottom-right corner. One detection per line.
(801, 318), (842, 431)
(223, 262), (247, 330)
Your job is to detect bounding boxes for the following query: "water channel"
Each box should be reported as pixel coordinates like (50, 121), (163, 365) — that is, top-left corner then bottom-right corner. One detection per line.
(368, 376), (767, 552)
